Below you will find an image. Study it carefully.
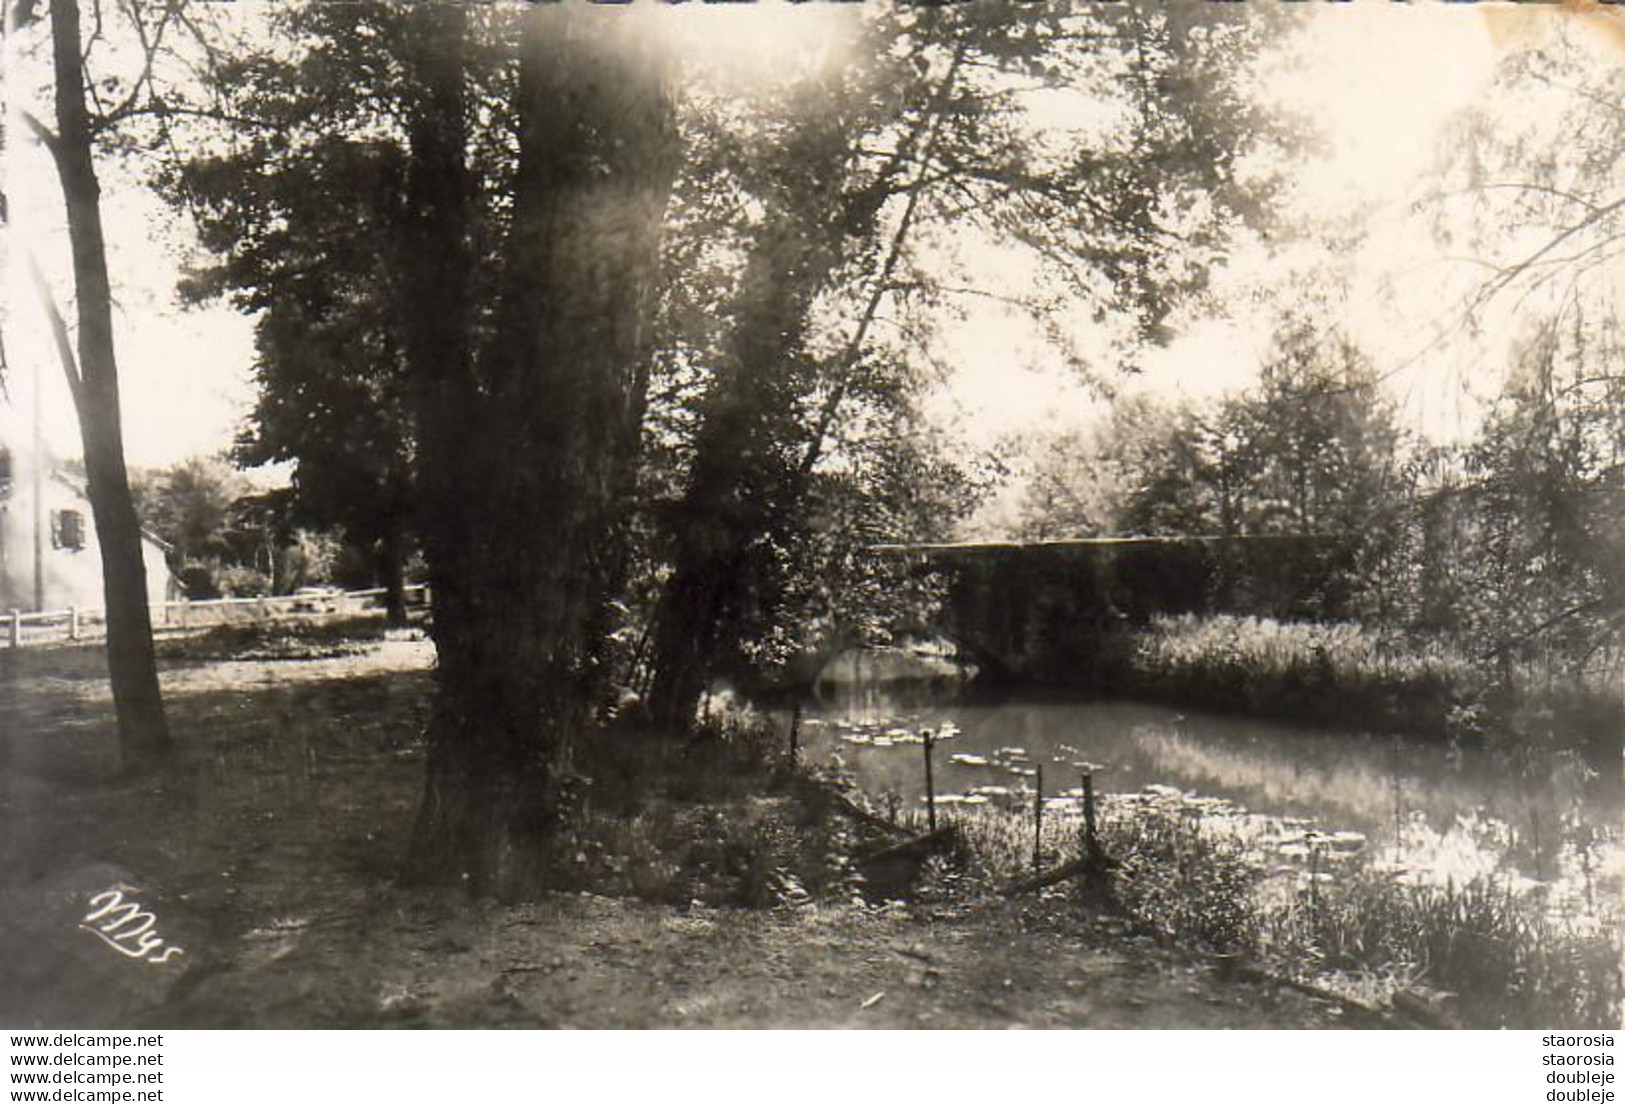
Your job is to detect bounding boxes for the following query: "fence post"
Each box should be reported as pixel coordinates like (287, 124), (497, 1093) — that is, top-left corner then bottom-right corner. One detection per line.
(1307, 830), (1322, 915)
(69, 606), (79, 641)
(1081, 770), (1100, 862)
(1033, 763), (1044, 872)
(922, 728), (936, 834)
(8, 610), (20, 648)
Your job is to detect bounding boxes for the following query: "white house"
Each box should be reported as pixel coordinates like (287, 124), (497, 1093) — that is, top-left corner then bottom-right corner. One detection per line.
(0, 442), (179, 614)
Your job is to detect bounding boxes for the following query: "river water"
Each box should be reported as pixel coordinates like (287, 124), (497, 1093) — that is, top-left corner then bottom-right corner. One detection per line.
(796, 650), (1624, 921)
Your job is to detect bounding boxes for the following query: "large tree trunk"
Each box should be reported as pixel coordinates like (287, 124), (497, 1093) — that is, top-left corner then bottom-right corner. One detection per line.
(403, 4), (677, 898)
(645, 543), (750, 734)
(642, 333), (803, 734)
(641, 58), (958, 734)
(378, 519), (408, 629)
(47, 0), (169, 769)
(644, 173), (847, 734)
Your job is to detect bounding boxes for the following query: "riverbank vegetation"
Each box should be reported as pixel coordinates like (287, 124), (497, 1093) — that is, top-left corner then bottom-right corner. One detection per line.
(1113, 614), (1622, 754)
(942, 788), (1622, 1029)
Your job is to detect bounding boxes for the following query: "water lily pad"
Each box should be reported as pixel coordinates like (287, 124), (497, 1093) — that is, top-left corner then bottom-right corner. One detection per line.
(968, 785), (1012, 798)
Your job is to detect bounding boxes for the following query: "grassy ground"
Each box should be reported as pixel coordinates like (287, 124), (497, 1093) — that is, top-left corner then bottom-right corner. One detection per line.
(0, 621), (1355, 1029)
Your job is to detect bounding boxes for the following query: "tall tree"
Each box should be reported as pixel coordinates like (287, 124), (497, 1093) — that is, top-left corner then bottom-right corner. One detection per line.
(1232, 317), (1405, 539)
(1459, 314), (1624, 674)
(174, 1), (677, 893)
(174, 15), (461, 626)
(1418, 16), (1623, 666)
(641, 33), (913, 729)
(400, 4), (679, 896)
(12, 0), (171, 768)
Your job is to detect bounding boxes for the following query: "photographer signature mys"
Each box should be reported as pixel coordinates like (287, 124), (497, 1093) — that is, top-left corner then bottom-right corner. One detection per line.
(79, 888), (185, 965)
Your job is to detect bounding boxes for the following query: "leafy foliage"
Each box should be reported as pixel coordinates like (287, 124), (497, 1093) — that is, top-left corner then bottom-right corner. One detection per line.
(1453, 317), (1624, 676)
(636, 3), (1302, 726)
(1017, 318), (1407, 550)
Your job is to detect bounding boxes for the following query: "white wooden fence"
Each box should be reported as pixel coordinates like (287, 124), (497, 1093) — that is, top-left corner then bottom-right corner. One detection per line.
(2, 584), (430, 649)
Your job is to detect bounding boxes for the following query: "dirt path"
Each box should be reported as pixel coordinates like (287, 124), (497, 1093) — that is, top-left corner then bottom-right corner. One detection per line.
(140, 891), (1351, 1030)
(0, 631), (1358, 1029)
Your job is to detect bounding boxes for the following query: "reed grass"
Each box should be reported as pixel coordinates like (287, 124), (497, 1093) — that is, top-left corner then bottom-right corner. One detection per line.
(1121, 613), (1622, 746)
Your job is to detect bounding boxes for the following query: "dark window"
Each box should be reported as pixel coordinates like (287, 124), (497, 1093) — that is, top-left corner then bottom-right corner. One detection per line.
(52, 508), (86, 551)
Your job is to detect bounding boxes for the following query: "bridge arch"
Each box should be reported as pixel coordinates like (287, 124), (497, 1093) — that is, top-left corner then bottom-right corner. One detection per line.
(864, 535), (1355, 687)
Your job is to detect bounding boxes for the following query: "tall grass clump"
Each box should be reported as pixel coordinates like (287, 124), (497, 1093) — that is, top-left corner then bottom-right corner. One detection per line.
(1101, 800), (1260, 955)
(1264, 863), (1623, 1028)
(1123, 613), (1622, 748)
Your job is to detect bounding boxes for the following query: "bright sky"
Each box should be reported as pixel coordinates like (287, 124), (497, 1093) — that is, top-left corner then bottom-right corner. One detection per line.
(2, 134), (257, 470)
(936, 3), (1514, 455)
(2, 2), (1615, 472)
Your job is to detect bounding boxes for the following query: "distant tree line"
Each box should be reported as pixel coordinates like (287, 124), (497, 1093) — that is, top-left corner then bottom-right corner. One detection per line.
(128, 455), (417, 614)
(1013, 14), (1622, 691)
(1014, 307), (1622, 690)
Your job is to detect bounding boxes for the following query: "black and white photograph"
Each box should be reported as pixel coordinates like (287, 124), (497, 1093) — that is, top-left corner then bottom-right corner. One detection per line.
(0, 0), (1620, 1049)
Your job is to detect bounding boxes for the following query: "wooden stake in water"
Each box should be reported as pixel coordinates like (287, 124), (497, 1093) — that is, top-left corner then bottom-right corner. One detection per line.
(1081, 770), (1099, 861)
(923, 728), (936, 834)
(1307, 830), (1321, 915)
(1390, 734), (1403, 865)
(1033, 764), (1044, 872)
(788, 703), (802, 762)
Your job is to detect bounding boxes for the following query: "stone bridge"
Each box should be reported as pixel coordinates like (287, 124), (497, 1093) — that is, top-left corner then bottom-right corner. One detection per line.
(867, 535), (1354, 687)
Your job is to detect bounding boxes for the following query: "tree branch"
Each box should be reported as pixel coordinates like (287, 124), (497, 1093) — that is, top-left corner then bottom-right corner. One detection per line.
(89, 0), (178, 136)
(797, 41), (969, 480)
(1469, 182), (1609, 213)
(19, 109), (64, 164)
(1476, 599), (1609, 663)
(1465, 196), (1624, 317)
(21, 247), (88, 419)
